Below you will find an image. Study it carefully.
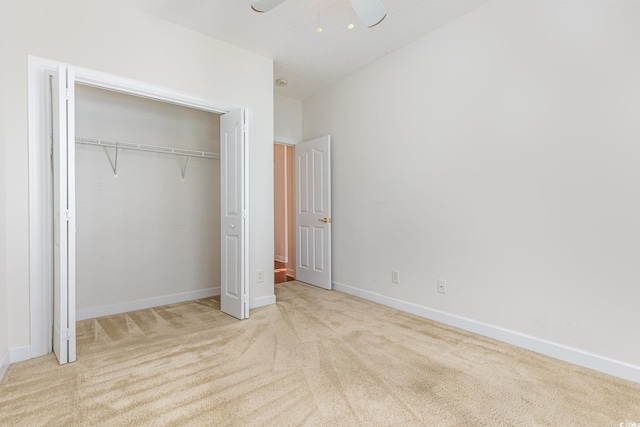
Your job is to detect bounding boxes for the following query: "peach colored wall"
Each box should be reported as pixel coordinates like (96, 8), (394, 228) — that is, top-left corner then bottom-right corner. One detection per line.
(274, 144), (295, 277)
(274, 144), (287, 262)
(285, 145), (295, 277)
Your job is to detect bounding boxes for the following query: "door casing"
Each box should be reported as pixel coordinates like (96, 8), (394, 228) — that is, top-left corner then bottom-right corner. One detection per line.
(27, 55), (251, 359)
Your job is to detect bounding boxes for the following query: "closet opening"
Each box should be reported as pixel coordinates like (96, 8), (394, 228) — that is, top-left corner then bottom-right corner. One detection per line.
(74, 84), (223, 321)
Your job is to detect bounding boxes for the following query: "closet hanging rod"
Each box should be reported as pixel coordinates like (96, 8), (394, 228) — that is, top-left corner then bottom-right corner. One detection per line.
(75, 136), (220, 159)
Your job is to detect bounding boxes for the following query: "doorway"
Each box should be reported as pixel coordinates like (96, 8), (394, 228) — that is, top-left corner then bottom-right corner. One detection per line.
(274, 143), (295, 284)
(273, 136), (333, 289)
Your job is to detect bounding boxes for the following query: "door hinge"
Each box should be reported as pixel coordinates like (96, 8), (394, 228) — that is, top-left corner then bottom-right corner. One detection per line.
(64, 328), (72, 341)
(242, 210), (248, 219)
(64, 88), (71, 101)
(64, 210), (72, 222)
(242, 124), (248, 133)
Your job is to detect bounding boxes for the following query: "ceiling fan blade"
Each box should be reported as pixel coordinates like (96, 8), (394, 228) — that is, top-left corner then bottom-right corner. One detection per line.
(251, 0), (288, 13)
(350, 0), (387, 27)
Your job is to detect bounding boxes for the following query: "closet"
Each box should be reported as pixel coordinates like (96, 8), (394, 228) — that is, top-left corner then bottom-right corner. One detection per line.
(74, 85), (221, 320)
(28, 61), (247, 365)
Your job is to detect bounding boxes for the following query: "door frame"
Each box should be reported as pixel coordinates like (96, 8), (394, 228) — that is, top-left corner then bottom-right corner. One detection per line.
(273, 142), (294, 279)
(27, 55), (251, 358)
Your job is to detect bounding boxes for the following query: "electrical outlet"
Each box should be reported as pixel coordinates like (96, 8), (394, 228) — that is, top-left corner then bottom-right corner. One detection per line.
(391, 270), (400, 284)
(257, 270), (264, 283)
(437, 279), (446, 294)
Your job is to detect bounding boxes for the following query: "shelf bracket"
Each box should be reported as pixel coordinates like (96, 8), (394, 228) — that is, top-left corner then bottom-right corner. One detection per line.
(103, 145), (118, 177)
(178, 155), (189, 181)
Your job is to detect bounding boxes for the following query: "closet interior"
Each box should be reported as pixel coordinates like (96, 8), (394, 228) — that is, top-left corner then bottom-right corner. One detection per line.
(74, 84), (222, 319)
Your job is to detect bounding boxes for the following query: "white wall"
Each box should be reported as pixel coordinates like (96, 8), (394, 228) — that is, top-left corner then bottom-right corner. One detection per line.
(303, 0), (640, 370)
(0, 47), (8, 372)
(75, 85), (220, 312)
(275, 94), (302, 143)
(1, 0), (274, 354)
(274, 94), (301, 276)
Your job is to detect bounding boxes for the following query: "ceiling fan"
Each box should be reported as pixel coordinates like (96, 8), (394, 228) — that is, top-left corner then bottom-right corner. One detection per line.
(251, 0), (387, 28)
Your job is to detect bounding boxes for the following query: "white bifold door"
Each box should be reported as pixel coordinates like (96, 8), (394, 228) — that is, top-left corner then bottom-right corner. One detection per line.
(52, 65), (77, 365)
(295, 135), (332, 290)
(220, 108), (249, 319)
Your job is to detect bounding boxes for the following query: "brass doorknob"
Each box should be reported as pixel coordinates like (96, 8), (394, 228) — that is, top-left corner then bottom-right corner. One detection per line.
(318, 217), (331, 223)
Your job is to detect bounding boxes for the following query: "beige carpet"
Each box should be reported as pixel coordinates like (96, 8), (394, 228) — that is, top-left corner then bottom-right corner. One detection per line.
(1, 281), (638, 426)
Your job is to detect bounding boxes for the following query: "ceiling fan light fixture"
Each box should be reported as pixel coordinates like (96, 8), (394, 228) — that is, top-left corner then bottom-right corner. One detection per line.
(250, 0), (386, 32)
(347, 4), (354, 30)
(250, 0), (287, 13)
(347, 2), (354, 31)
(350, 0), (387, 28)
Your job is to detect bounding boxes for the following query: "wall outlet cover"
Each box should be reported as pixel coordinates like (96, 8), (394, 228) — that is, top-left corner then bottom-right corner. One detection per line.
(392, 270), (400, 284)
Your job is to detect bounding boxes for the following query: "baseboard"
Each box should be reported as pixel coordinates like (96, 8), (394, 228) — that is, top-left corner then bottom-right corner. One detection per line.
(0, 349), (9, 383)
(0, 345), (33, 383)
(332, 281), (640, 384)
(286, 268), (295, 278)
(274, 255), (288, 263)
(10, 345), (31, 364)
(77, 287), (221, 321)
(251, 294), (276, 309)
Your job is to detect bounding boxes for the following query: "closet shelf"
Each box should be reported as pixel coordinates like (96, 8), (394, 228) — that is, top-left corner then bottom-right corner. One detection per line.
(75, 136), (220, 159)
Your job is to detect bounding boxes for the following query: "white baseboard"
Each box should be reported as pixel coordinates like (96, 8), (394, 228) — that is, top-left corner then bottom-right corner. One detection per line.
(252, 294), (276, 309)
(10, 345), (31, 363)
(0, 345), (31, 381)
(332, 281), (640, 384)
(0, 345), (31, 383)
(0, 349), (9, 383)
(274, 255), (288, 263)
(77, 287), (221, 321)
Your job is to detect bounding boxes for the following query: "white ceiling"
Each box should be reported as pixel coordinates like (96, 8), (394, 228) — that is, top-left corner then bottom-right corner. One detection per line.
(131, 0), (490, 100)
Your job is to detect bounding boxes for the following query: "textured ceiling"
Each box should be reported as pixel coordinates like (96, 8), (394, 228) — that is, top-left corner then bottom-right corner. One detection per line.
(131, 0), (490, 100)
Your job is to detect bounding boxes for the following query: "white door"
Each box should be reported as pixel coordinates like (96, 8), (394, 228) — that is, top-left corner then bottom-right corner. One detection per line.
(220, 108), (249, 319)
(295, 135), (332, 290)
(52, 65), (77, 364)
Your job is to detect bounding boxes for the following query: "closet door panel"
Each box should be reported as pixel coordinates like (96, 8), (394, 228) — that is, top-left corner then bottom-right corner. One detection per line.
(52, 65), (77, 365)
(220, 108), (246, 320)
